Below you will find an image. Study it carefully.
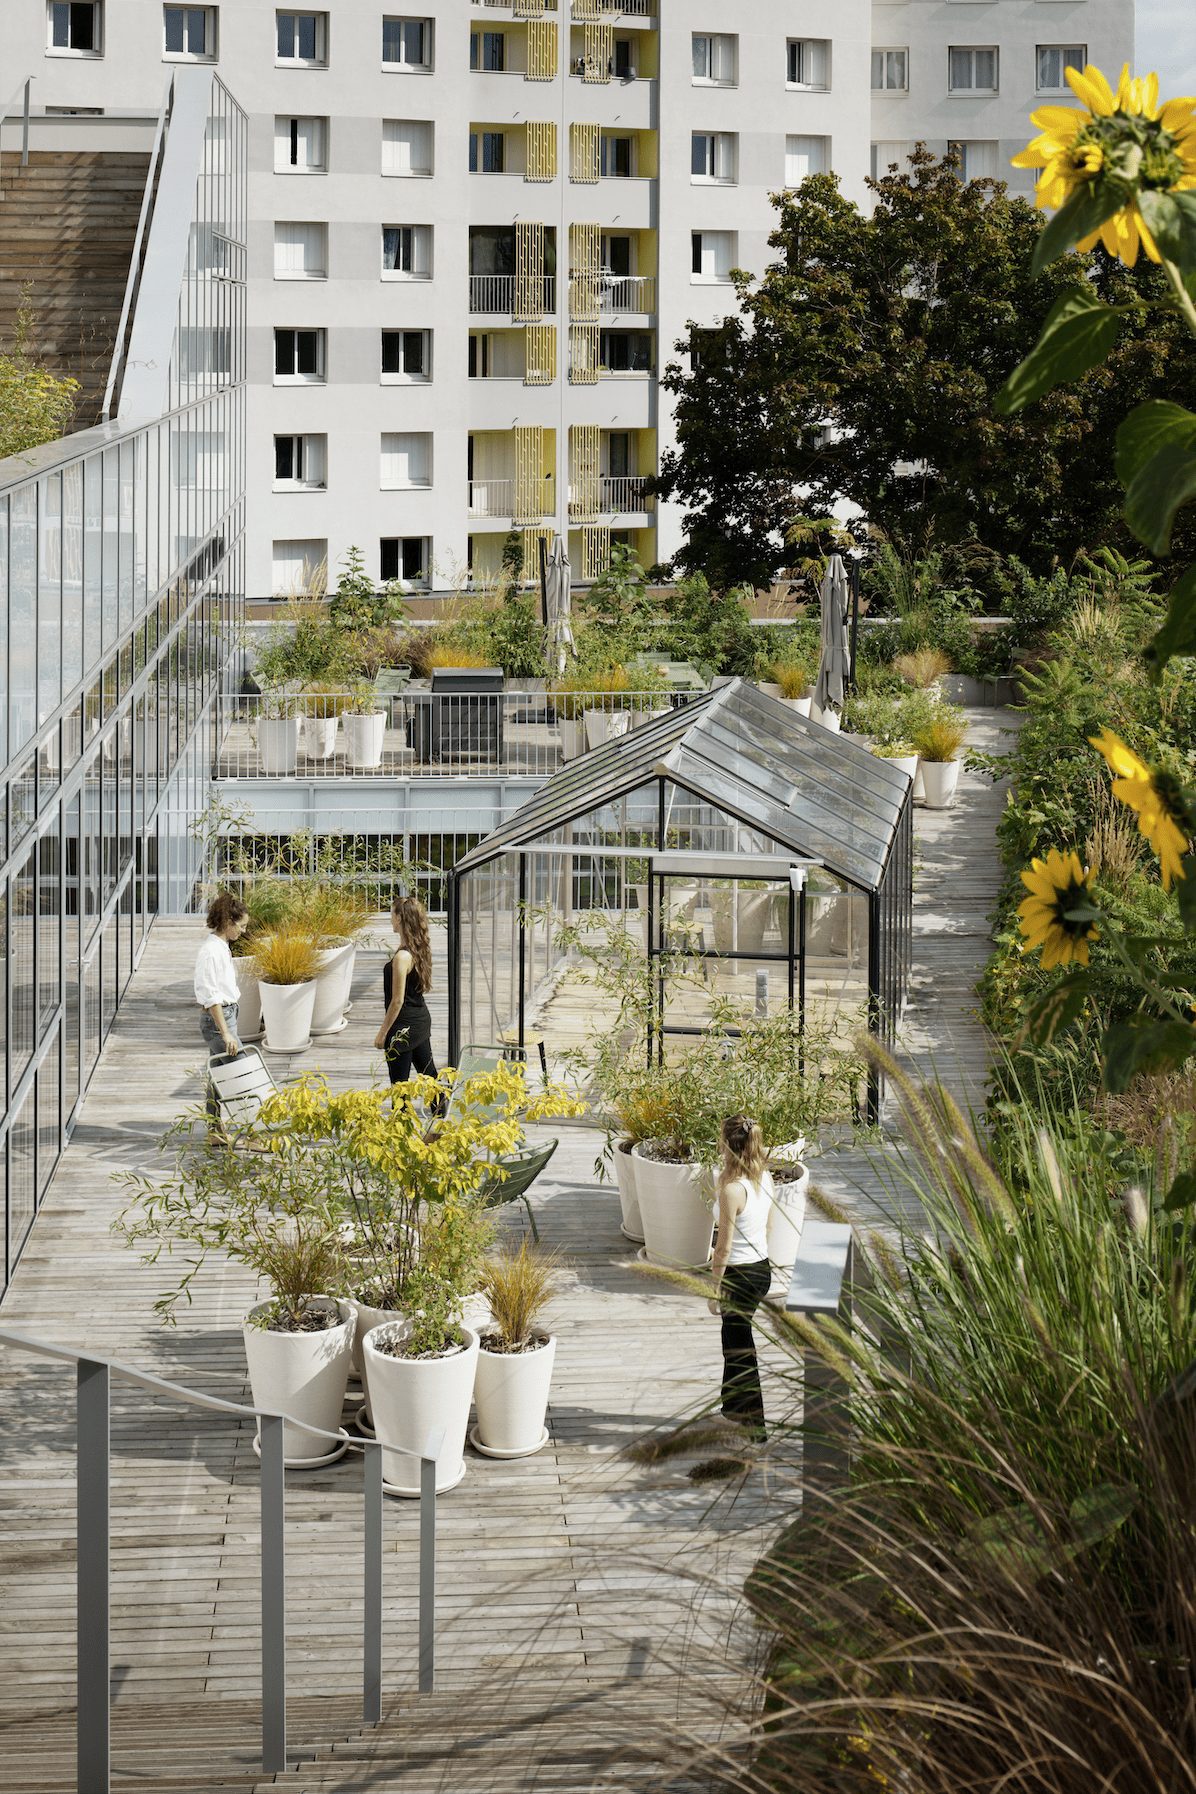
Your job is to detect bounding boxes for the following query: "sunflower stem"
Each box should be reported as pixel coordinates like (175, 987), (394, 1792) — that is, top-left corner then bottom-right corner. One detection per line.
(1160, 257), (1196, 339)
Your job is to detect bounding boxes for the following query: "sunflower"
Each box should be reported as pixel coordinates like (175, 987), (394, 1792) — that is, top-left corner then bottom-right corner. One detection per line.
(1012, 63), (1196, 266)
(1018, 849), (1100, 969)
(1089, 729), (1191, 888)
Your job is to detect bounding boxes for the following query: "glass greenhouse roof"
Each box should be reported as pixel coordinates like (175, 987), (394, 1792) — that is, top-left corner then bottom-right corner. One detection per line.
(454, 680), (909, 891)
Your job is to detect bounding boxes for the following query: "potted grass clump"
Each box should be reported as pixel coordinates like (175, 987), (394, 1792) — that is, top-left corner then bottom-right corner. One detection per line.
(288, 885), (371, 1036)
(252, 922), (321, 1051)
(255, 692), (301, 775)
(771, 659), (814, 717)
(910, 710), (967, 809)
(473, 1241), (563, 1458)
(630, 1071), (718, 1271)
(548, 671), (591, 761)
(227, 876), (291, 1042)
(872, 740), (919, 784)
(300, 684), (349, 760)
(342, 681), (388, 771)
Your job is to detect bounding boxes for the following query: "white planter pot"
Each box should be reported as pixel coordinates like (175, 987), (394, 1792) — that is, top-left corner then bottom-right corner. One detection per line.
(258, 977), (316, 1052)
(883, 753), (919, 784)
(363, 1321), (481, 1496)
(631, 1146), (714, 1269)
(242, 1297), (354, 1467)
(459, 1289), (492, 1336)
(303, 714), (340, 760)
(814, 706), (841, 733)
(613, 1137), (644, 1241)
(920, 759), (961, 809)
(473, 1335), (556, 1458)
(781, 694), (813, 717)
(912, 762), (926, 803)
(343, 710), (386, 771)
(583, 707), (632, 752)
(766, 1164), (810, 1295)
(233, 957), (263, 1041)
(558, 717), (585, 761)
(758, 681), (783, 699)
(310, 940), (356, 1035)
(711, 888), (772, 955)
(257, 716), (300, 775)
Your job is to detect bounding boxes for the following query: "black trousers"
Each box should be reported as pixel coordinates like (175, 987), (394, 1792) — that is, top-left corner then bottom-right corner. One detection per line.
(720, 1257), (771, 1431)
(385, 1026), (438, 1085)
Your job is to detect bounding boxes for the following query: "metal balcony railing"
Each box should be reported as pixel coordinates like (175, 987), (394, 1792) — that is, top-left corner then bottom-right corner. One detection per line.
(467, 477), (514, 517)
(468, 274), (556, 314)
(600, 274), (655, 312)
(568, 476), (652, 517)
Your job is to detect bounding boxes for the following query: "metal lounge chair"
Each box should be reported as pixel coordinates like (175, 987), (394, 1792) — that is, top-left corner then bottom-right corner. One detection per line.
(477, 1138), (559, 1242)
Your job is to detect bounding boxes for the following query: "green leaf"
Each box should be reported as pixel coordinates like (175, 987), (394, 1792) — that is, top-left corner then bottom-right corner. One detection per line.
(1103, 1016), (1196, 1094)
(1031, 182), (1128, 277)
(1115, 401), (1196, 490)
(1146, 565), (1196, 674)
(1069, 1482), (1139, 1550)
(1018, 970), (1091, 1048)
(1163, 1171), (1196, 1213)
(994, 288), (1126, 415)
(1125, 447), (1196, 557)
(1138, 190), (1196, 272)
(1176, 856), (1196, 933)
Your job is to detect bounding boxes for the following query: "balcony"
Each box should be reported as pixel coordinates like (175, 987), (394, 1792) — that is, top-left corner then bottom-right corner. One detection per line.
(568, 475), (652, 517)
(467, 475), (556, 520)
(600, 273), (654, 312)
(469, 274), (556, 314)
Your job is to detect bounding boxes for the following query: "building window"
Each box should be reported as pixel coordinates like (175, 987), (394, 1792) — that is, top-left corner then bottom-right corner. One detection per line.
(276, 11), (327, 66)
(380, 432), (432, 489)
(383, 118), (433, 175)
(383, 17), (432, 70)
(1037, 44), (1086, 93)
(47, 2), (102, 54)
(274, 221), (327, 279)
(380, 537), (430, 585)
(785, 135), (829, 186)
(871, 48), (908, 91)
(273, 539), (327, 593)
(470, 30), (505, 72)
(599, 330), (653, 373)
(947, 140), (999, 182)
(691, 230), (736, 284)
(871, 141), (910, 180)
(691, 132), (737, 184)
(273, 327), (326, 382)
(274, 434), (326, 489)
(381, 329), (431, 381)
(469, 131), (506, 174)
(787, 39), (830, 91)
(948, 47), (999, 93)
(275, 114), (327, 172)
(691, 32), (736, 86)
(600, 135), (633, 178)
(163, 6), (215, 58)
(382, 224), (432, 278)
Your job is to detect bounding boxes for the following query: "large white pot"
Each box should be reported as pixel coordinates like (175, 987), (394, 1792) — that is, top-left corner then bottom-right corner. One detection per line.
(631, 1145), (714, 1269)
(233, 957), (263, 1041)
(256, 716), (300, 775)
(758, 681), (783, 699)
(880, 753), (919, 785)
(363, 1321), (481, 1496)
(310, 939), (356, 1035)
(343, 710), (386, 771)
(583, 707), (632, 752)
(242, 1297), (354, 1467)
(912, 762), (926, 803)
(814, 706), (841, 733)
(781, 694), (812, 717)
(612, 1137), (644, 1241)
(920, 759), (961, 809)
(259, 977), (316, 1052)
(303, 714), (340, 760)
(473, 1335), (556, 1457)
(766, 1164), (810, 1296)
(711, 888), (772, 955)
(558, 717), (585, 761)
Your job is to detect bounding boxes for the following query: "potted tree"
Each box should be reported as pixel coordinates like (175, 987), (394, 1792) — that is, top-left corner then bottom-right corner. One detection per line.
(547, 672), (591, 762)
(472, 1241), (563, 1458)
(342, 681), (388, 771)
(630, 1068), (719, 1270)
(910, 711), (967, 809)
(252, 923), (321, 1052)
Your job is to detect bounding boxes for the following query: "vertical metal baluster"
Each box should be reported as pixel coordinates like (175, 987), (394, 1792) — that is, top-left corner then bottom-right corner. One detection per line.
(259, 1413), (286, 1773)
(77, 1358), (111, 1794)
(418, 1453), (436, 1693)
(363, 1442), (383, 1724)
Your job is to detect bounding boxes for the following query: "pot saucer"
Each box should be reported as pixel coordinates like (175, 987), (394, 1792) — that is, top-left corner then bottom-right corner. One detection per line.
(469, 1424), (550, 1460)
(381, 1462), (465, 1498)
(619, 1224), (646, 1244)
(252, 1433), (348, 1470)
(310, 1017), (350, 1037)
(354, 1405), (375, 1439)
(635, 1246), (712, 1269)
(261, 1037), (313, 1055)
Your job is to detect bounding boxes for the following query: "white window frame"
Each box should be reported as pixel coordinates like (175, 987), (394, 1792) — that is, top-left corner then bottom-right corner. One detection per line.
(276, 10), (327, 67)
(380, 432), (433, 490)
(871, 48), (908, 92)
(871, 141), (910, 180)
(382, 118), (433, 177)
(272, 539), (327, 594)
(787, 39), (831, 92)
(380, 328), (432, 383)
(948, 46), (999, 93)
(690, 230), (736, 285)
(690, 131), (737, 185)
(785, 135), (830, 188)
(1036, 44), (1086, 94)
(380, 536), (430, 586)
(273, 434), (326, 490)
(947, 139), (999, 181)
(273, 221), (327, 280)
(273, 327), (326, 383)
(382, 16), (433, 72)
(381, 224), (433, 279)
(275, 115), (327, 173)
(691, 32), (736, 87)
(599, 135), (634, 179)
(163, 5), (216, 60)
(47, 1), (103, 56)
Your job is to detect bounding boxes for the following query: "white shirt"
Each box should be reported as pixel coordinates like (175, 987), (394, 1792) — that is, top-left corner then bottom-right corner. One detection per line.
(717, 1171), (774, 1266)
(194, 934), (239, 1008)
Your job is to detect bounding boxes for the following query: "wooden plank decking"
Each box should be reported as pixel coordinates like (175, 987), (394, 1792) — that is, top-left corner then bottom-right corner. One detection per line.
(0, 710), (1016, 1791)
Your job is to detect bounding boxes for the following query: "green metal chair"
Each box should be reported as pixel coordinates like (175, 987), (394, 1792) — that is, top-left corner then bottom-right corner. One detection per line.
(477, 1138), (559, 1242)
(444, 1043), (507, 1127)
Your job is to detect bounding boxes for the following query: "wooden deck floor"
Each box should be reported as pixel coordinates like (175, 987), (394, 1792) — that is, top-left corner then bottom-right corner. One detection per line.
(0, 709), (1017, 1790)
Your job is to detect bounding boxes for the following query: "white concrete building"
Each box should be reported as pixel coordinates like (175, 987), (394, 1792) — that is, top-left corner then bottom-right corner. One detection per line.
(2, 0), (1132, 593)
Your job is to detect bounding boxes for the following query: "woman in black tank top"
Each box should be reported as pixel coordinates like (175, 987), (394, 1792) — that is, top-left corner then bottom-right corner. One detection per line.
(374, 894), (438, 1085)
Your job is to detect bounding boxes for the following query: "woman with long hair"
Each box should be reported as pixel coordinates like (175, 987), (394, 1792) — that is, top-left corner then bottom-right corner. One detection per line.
(707, 1114), (774, 1439)
(373, 893), (438, 1084)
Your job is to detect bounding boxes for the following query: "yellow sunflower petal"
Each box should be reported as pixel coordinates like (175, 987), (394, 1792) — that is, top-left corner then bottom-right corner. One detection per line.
(1068, 64), (1118, 116)
(1090, 730), (1150, 782)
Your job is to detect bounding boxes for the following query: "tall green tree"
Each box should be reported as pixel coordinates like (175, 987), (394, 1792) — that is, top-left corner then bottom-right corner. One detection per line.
(656, 150), (1196, 588)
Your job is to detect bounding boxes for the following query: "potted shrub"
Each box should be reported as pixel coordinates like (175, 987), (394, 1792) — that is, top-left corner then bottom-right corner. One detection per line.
(252, 923), (321, 1051)
(630, 1069), (719, 1270)
(300, 684), (348, 760)
(473, 1241), (563, 1458)
(226, 876), (291, 1043)
(910, 711), (967, 809)
(547, 673), (590, 761)
(582, 664), (636, 752)
(772, 660), (814, 717)
(365, 1310), (480, 1496)
(872, 740), (919, 785)
(342, 681), (388, 771)
(254, 692), (300, 775)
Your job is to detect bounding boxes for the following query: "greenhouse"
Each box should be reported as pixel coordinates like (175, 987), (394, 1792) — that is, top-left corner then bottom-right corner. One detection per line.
(447, 680), (913, 1120)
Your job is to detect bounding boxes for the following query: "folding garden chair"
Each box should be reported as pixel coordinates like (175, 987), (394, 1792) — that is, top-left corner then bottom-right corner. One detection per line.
(206, 1046), (281, 1134)
(477, 1138), (559, 1242)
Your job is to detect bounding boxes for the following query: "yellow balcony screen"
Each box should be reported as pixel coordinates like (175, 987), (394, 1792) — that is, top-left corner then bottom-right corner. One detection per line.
(515, 425), (548, 524)
(570, 424), (600, 519)
(514, 0), (545, 16)
(569, 222), (600, 320)
(527, 19), (557, 80)
(514, 220), (546, 320)
(583, 22), (613, 82)
(526, 120), (557, 182)
(581, 525), (611, 581)
(570, 122), (599, 184)
(525, 323), (557, 386)
(570, 323), (599, 384)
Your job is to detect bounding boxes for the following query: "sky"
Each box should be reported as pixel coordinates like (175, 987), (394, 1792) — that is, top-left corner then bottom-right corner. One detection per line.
(1135, 0), (1196, 91)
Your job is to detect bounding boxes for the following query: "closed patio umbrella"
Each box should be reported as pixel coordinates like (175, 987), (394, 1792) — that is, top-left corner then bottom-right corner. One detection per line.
(544, 533), (574, 677)
(813, 552), (851, 727)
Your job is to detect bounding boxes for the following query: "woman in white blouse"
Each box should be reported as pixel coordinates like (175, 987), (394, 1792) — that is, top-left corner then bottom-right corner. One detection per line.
(194, 894), (249, 1120)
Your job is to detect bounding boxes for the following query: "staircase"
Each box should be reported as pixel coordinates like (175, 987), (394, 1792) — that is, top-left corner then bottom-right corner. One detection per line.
(0, 150), (150, 431)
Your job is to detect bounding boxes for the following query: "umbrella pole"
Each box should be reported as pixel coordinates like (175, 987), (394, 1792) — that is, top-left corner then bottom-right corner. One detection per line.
(538, 536), (549, 629)
(848, 559), (860, 693)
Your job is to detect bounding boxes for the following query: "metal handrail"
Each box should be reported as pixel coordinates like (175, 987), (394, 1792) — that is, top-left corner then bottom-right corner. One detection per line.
(0, 74), (34, 171)
(102, 74), (173, 421)
(0, 1325), (440, 1794)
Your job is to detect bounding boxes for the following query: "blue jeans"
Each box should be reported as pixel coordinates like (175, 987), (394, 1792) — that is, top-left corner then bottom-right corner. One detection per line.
(200, 1002), (239, 1121)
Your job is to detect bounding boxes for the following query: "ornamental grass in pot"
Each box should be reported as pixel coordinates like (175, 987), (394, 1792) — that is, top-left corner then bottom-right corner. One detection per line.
(473, 1242), (564, 1458)
(254, 691), (301, 775)
(228, 876), (293, 1041)
(910, 710), (967, 809)
(300, 683), (350, 760)
(285, 886), (372, 1036)
(252, 923), (322, 1052)
(342, 681), (387, 771)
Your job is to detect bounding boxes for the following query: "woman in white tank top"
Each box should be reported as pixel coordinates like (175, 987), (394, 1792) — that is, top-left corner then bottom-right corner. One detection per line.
(707, 1114), (773, 1438)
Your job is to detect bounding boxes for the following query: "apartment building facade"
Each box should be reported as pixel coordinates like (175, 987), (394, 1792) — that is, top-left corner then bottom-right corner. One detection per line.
(5, 1), (1130, 594)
